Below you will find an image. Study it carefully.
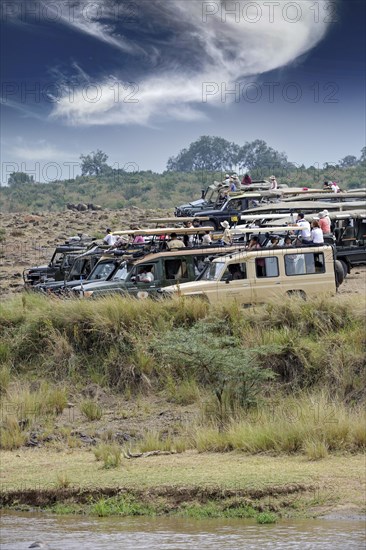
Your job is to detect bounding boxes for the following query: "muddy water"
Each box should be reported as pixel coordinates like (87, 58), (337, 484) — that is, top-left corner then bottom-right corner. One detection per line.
(0, 513), (365, 549)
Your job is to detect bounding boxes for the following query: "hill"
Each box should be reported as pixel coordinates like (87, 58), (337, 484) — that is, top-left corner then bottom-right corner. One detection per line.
(1, 165), (365, 213)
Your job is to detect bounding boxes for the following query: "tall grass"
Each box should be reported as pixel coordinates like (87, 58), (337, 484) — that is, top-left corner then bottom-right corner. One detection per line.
(0, 294), (365, 404)
(194, 392), (366, 455)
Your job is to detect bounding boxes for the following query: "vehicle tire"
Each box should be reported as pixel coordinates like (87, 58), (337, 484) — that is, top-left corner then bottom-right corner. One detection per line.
(339, 259), (349, 278)
(334, 260), (345, 288)
(286, 290), (306, 300)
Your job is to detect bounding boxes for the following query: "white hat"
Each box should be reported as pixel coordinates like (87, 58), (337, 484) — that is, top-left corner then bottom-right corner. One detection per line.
(270, 175), (276, 180)
(221, 221), (230, 229)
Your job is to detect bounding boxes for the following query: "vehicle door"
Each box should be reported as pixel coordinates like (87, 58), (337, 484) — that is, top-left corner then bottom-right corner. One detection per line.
(217, 260), (254, 306)
(127, 262), (160, 297)
(162, 257), (190, 286)
(251, 253), (281, 303)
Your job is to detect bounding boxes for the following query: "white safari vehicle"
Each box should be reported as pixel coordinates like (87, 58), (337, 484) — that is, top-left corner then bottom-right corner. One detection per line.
(161, 245), (343, 305)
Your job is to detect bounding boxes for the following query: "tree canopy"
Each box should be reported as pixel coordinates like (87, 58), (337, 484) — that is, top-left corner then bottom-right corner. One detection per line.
(167, 136), (295, 173)
(7, 172), (34, 186)
(80, 150), (109, 176)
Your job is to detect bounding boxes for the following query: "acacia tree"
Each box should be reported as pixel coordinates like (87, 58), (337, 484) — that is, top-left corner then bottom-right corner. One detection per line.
(80, 150), (109, 176)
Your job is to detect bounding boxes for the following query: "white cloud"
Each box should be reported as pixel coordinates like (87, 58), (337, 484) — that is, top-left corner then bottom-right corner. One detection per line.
(10, 0), (334, 126)
(10, 140), (77, 162)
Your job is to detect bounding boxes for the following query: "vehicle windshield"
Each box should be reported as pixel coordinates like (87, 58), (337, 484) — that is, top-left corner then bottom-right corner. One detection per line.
(198, 261), (225, 281)
(89, 261), (115, 281)
(111, 263), (129, 281)
(68, 257), (84, 278)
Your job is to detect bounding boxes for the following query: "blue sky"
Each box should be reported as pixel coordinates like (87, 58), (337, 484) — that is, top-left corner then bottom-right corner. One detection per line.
(1, 0), (365, 183)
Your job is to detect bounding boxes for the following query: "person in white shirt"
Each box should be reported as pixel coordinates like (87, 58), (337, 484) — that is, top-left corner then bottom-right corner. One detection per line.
(310, 220), (324, 244)
(296, 213), (312, 244)
(103, 228), (118, 246)
(269, 175), (278, 190)
(202, 231), (212, 245)
(138, 266), (154, 283)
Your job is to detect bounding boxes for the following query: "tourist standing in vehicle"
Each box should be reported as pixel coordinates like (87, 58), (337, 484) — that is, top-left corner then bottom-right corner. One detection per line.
(310, 220), (324, 244)
(183, 221), (194, 247)
(229, 178), (238, 192)
(242, 173), (252, 185)
(167, 233), (185, 250)
(296, 213), (312, 244)
(220, 220), (233, 245)
(269, 175), (278, 190)
(103, 228), (119, 246)
(202, 231), (212, 245)
(318, 211), (331, 234)
(246, 235), (261, 250)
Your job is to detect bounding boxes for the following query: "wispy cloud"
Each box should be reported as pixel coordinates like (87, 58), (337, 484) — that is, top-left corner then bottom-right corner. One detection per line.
(4, 0), (334, 126)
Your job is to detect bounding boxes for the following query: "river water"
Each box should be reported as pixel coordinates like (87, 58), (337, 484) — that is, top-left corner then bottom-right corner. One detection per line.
(0, 513), (365, 549)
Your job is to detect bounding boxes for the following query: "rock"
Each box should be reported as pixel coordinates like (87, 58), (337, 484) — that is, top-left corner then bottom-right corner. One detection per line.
(77, 203), (88, 212)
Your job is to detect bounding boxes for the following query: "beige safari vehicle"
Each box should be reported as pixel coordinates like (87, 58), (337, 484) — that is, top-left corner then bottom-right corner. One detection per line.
(162, 245), (342, 305)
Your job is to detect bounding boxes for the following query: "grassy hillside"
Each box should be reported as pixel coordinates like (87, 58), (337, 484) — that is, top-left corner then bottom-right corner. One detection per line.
(1, 165), (364, 213)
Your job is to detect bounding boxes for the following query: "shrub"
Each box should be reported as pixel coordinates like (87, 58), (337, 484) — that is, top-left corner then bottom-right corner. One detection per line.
(93, 443), (121, 468)
(81, 399), (103, 421)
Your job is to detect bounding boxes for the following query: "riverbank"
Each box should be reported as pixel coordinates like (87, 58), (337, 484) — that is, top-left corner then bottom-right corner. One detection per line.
(1, 293), (365, 521)
(1, 450), (365, 521)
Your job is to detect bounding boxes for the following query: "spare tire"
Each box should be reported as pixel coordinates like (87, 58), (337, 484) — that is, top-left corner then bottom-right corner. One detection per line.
(335, 260), (345, 288)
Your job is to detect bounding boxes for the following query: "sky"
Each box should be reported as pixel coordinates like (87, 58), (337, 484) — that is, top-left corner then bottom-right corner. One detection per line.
(1, 0), (365, 184)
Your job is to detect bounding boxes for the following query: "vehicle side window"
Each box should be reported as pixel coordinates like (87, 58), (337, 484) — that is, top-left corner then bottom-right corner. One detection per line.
(165, 259), (188, 280)
(255, 257), (279, 278)
(222, 263), (247, 281)
(228, 199), (241, 210)
(285, 253), (325, 276)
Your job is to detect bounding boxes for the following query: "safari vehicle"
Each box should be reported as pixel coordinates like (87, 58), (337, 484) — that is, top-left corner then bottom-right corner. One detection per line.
(175, 181), (272, 217)
(161, 245), (343, 305)
(23, 242), (89, 286)
(34, 245), (118, 294)
(191, 193), (267, 230)
(72, 244), (246, 299)
(243, 210), (366, 273)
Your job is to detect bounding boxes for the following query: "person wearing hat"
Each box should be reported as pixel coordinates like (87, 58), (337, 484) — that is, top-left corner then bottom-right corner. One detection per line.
(318, 211), (331, 234)
(229, 177), (238, 192)
(220, 220), (233, 245)
(269, 175), (278, 190)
